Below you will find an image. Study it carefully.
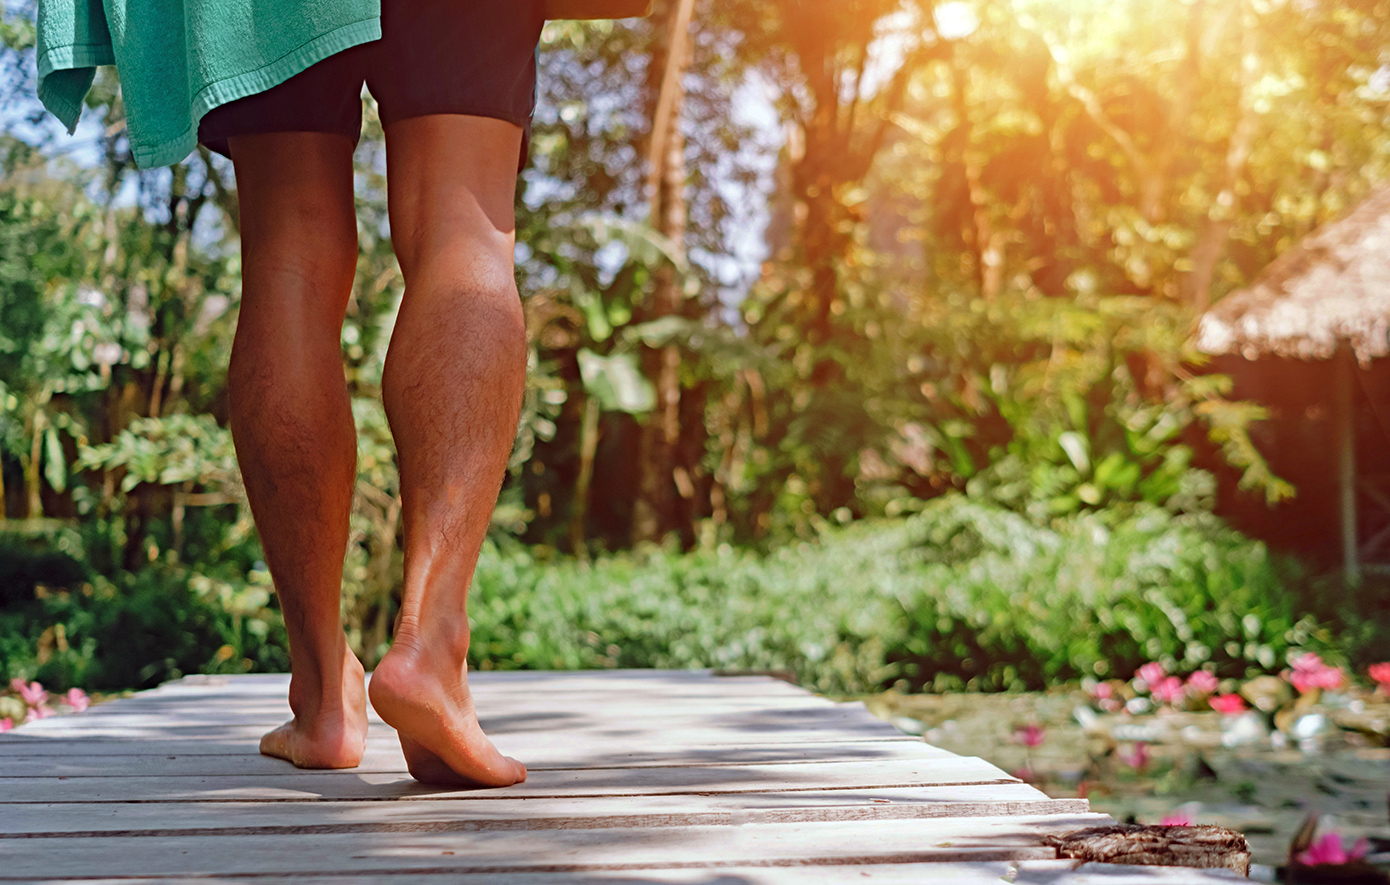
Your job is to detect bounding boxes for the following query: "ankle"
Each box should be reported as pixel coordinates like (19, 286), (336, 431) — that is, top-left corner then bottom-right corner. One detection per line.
(387, 621), (470, 671)
(288, 644), (364, 710)
(370, 641), (467, 708)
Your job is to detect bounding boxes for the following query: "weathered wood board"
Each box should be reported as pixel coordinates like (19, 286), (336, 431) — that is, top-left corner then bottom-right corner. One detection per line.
(0, 671), (1245, 883)
(0, 739), (956, 777)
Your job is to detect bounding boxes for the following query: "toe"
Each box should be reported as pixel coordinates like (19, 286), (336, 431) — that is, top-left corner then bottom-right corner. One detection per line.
(399, 734), (475, 786)
(398, 733), (525, 788)
(259, 722), (295, 763)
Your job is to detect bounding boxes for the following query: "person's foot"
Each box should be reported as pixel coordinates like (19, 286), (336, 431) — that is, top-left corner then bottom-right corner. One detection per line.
(367, 642), (527, 787)
(260, 646), (369, 769)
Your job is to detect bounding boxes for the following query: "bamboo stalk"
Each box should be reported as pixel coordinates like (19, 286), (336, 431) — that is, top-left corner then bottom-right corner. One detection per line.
(644, 0), (697, 217)
(1335, 351), (1360, 584)
(570, 396), (602, 557)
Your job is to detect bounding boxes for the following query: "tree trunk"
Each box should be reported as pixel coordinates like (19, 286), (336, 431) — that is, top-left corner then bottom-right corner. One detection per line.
(631, 0), (695, 545)
(569, 395), (601, 556)
(25, 406), (45, 518)
(1185, 8), (1256, 311)
(948, 52), (1000, 300)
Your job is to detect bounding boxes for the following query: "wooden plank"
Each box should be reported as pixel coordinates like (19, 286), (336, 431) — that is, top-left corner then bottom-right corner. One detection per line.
(99, 680), (822, 707)
(0, 757), (1019, 802)
(9, 706), (872, 732)
(0, 863), (1248, 885)
(0, 729), (921, 757)
(1, 722), (905, 750)
(159, 681), (811, 698)
(0, 670), (1227, 884)
(0, 740), (955, 778)
(22, 696), (851, 728)
(0, 724), (905, 749)
(0, 785), (1087, 836)
(159, 671), (807, 694)
(66, 694), (835, 719)
(6, 702), (901, 736)
(100, 688), (819, 713)
(82, 672), (818, 719)
(0, 814), (1112, 878)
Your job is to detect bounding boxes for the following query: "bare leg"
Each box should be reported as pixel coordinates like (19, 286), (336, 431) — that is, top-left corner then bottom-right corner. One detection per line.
(227, 132), (368, 769)
(365, 115), (529, 788)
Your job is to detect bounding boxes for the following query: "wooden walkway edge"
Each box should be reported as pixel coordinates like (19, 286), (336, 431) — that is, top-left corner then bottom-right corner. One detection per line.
(0, 670), (1246, 883)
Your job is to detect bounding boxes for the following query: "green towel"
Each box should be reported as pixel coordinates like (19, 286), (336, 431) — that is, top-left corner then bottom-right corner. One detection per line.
(36, 0), (381, 168)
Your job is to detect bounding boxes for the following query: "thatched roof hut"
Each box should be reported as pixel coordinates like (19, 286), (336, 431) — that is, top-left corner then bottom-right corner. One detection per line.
(1196, 185), (1390, 581)
(1196, 185), (1390, 364)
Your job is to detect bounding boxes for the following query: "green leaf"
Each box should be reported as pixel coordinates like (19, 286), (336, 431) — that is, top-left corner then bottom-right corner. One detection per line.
(575, 214), (688, 274)
(1057, 431), (1090, 474)
(572, 281), (613, 342)
(576, 349), (655, 414)
(42, 424), (66, 493)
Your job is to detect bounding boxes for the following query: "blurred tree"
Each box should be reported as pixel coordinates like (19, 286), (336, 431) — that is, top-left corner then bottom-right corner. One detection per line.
(1, 0), (1387, 686)
(632, 0), (697, 545)
(873, 0), (1390, 306)
(516, 3), (768, 550)
(731, 0), (947, 340)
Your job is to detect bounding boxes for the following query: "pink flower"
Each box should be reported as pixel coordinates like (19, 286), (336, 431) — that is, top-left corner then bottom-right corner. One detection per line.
(1186, 671), (1219, 696)
(27, 706), (54, 720)
(1318, 667), (1346, 690)
(64, 688), (89, 712)
(1284, 653), (1345, 694)
(1369, 662), (1390, 691)
(1135, 662), (1166, 689)
(10, 679), (47, 709)
(1088, 681), (1122, 711)
(1296, 832), (1370, 867)
(1014, 724), (1046, 747)
(1209, 694), (1247, 715)
(1119, 742), (1151, 771)
(1150, 676), (1185, 706)
(1160, 811), (1195, 826)
(0, 718), (11, 732)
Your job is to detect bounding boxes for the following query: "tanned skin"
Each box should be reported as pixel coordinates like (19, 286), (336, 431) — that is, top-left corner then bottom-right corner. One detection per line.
(226, 116), (528, 787)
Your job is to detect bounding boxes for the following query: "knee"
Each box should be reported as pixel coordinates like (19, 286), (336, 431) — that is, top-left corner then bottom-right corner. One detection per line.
(397, 224), (517, 295)
(232, 233), (357, 360)
(241, 239), (358, 315)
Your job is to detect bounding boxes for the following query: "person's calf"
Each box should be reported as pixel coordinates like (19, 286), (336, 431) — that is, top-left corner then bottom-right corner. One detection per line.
(223, 131), (368, 770)
(370, 274), (527, 788)
(379, 274), (526, 659)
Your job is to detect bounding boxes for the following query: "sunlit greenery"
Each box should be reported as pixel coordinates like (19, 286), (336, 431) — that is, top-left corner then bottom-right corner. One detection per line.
(2, 0), (1388, 689)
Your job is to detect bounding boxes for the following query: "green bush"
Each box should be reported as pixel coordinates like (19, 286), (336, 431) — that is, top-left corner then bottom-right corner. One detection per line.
(466, 496), (1340, 694)
(469, 528), (908, 695)
(0, 532), (287, 691)
(2, 496), (1356, 695)
(891, 498), (1325, 690)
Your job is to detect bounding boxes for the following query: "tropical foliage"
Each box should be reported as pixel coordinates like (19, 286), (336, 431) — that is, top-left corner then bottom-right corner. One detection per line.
(1, 0), (1388, 686)
(4, 494), (1380, 694)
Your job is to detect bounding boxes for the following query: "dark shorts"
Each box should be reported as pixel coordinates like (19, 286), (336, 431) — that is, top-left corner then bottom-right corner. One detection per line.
(198, 0), (545, 170)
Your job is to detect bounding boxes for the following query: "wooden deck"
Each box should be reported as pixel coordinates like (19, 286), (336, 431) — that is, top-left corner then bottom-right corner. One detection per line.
(0, 670), (1245, 883)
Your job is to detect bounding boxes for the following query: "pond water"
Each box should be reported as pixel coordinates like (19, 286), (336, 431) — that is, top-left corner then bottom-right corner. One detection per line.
(863, 689), (1390, 877)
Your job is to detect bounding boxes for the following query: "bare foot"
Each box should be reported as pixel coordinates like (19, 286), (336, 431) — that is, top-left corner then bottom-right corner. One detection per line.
(260, 648), (368, 769)
(368, 644), (526, 787)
